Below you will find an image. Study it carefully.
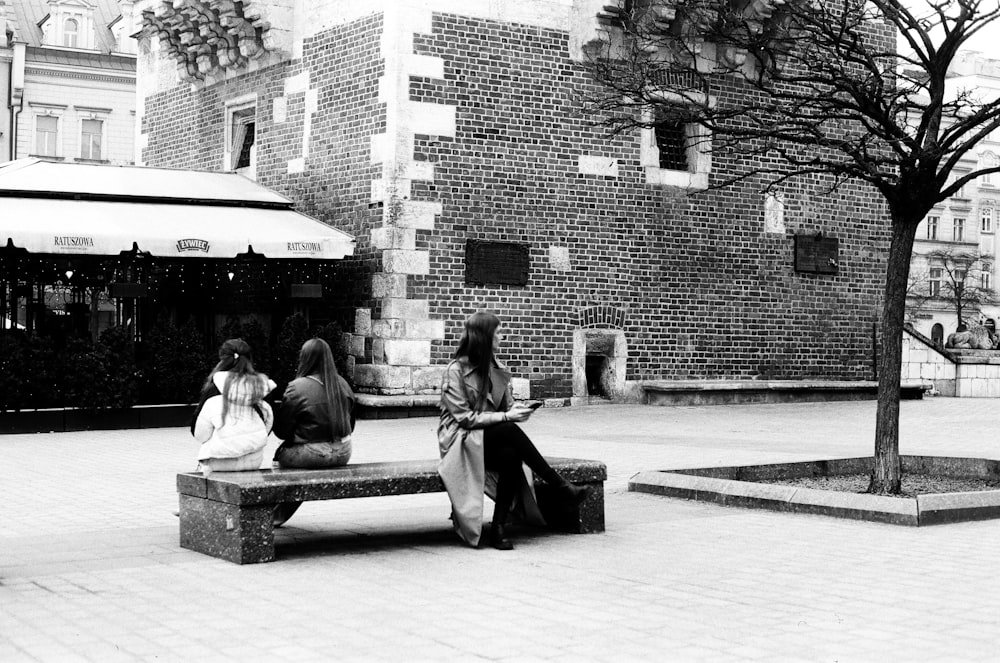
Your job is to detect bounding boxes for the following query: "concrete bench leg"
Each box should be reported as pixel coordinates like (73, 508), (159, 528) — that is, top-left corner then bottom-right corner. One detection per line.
(535, 481), (605, 534)
(179, 494), (276, 564)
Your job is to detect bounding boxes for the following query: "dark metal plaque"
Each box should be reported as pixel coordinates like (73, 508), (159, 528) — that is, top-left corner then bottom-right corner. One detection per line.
(289, 283), (323, 298)
(109, 282), (149, 298)
(794, 235), (839, 274)
(465, 240), (530, 286)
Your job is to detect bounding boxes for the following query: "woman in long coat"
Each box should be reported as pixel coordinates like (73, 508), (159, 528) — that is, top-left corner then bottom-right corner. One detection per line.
(437, 311), (590, 550)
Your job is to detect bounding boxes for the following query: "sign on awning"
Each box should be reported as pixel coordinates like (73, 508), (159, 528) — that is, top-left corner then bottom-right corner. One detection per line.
(0, 159), (355, 260)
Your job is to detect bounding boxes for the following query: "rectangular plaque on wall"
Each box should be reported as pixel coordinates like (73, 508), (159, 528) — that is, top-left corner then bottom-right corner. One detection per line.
(465, 240), (530, 286)
(109, 282), (148, 298)
(794, 235), (839, 274)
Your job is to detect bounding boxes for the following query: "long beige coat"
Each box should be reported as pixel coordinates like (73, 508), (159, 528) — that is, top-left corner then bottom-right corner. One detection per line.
(437, 357), (544, 547)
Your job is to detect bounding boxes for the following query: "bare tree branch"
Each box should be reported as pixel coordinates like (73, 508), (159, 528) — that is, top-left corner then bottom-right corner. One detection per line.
(579, 0), (1000, 494)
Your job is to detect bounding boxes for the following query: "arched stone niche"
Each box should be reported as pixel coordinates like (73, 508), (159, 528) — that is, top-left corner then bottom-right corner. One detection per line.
(573, 328), (627, 400)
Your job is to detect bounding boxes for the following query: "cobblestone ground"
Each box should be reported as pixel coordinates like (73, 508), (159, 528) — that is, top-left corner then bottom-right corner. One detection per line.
(2, 398), (999, 662)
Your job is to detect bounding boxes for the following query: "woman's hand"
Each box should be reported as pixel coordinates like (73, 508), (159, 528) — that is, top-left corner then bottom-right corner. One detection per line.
(504, 404), (535, 423)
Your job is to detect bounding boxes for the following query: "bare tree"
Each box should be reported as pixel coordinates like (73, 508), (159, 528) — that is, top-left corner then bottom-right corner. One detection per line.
(923, 248), (996, 326)
(905, 271), (934, 325)
(582, 0), (1000, 493)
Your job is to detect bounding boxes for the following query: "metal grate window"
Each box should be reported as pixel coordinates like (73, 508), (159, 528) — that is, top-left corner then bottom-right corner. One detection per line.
(654, 121), (688, 171)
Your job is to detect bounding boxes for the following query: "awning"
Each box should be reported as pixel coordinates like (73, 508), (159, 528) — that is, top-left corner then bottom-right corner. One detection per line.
(0, 159), (355, 260)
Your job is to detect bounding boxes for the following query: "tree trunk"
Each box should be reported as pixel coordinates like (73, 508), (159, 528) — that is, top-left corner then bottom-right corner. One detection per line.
(870, 218), (918, 494)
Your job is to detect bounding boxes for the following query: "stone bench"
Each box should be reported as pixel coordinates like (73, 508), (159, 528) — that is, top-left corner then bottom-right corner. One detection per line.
(177, 457), (607, 564)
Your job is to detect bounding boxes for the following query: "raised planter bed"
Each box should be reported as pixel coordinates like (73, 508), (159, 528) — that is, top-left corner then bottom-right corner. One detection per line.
(629, 455), (1000, 526)
(0, 403), (194, 433)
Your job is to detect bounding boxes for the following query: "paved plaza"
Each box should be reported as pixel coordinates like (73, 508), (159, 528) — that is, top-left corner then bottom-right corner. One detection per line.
(2, 397), (999, 662)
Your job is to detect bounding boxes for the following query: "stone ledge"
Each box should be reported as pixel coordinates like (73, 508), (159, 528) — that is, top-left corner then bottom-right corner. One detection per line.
(640, 380), (931, 406)
(628, 455), (1000, 526)
(355, 393), (440, 419)
(353, 394), (557, 419)
(642, 379), (930, 392)
(355, 393), (440, 408)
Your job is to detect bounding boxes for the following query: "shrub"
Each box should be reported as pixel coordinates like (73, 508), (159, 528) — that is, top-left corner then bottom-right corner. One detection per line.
(23, 334), (63, 409)
(273, 313), (310, 392)
(216, 315), (271, 375)
(143, 317), (211, 404)
(0, 331), (29, 411)
(65, 327), (138, 410)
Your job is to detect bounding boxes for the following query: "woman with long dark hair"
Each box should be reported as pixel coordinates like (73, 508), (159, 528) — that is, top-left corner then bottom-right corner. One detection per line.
(273, 337), (356, 469)
(191, 338), (275, 475)
(438, 311), (589, 550)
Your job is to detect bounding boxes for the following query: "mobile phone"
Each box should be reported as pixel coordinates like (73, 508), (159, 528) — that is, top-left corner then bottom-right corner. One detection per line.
(526, 401), (544, 410)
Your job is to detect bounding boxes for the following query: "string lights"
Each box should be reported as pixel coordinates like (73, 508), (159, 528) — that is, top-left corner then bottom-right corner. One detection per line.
(1, 248), (341, 333)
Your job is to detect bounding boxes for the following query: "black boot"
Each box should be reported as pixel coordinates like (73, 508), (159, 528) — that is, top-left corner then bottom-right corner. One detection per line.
(556, 480), (591, 506)
(539, 467), (592, 506)
(489, 523), (514, 550)
(273, 502), (302, 528)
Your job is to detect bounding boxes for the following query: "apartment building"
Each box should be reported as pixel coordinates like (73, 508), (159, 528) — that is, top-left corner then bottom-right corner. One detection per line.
(909, 51), (1000, 344)
(0, 0), (136, 165)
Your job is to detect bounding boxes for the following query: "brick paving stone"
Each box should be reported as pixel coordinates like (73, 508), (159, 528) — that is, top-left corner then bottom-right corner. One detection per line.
(2, 399), (1000, 660)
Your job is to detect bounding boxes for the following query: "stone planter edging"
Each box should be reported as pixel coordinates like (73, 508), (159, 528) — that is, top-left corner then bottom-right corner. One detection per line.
(629, 456), (1000, 526)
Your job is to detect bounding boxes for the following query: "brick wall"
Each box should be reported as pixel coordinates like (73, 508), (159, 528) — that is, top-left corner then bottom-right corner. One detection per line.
(141, 14), (385, 329)
(139, 7), (893, 399)
(406, 13), (889, 395)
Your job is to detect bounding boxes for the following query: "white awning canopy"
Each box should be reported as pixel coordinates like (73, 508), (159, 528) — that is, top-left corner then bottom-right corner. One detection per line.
(0, 159), (355, 260)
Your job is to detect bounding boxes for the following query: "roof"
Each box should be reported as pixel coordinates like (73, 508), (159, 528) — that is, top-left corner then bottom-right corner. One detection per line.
(25, 44), (135, 71)
(0, 159), (356, 260)
(0, 158), (292, 206)
(7, 0), (121, 52)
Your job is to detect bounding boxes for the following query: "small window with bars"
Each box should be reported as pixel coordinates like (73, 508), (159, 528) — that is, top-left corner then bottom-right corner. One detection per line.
(654, 121), (689, 171)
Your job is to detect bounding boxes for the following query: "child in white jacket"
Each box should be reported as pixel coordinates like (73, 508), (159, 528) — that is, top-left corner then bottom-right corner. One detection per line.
(192, 339), (275, 475)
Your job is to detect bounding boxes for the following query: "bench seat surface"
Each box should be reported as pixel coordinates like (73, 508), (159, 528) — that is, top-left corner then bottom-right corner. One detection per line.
(178, 457), (607, 506)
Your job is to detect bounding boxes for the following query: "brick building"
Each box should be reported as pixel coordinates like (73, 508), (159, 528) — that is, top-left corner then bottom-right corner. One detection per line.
(132, 0), (892, 401)
(0, 0), (136, 165)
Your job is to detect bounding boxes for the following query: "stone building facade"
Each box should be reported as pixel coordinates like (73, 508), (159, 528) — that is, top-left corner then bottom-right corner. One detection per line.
(0, 0), (136, 165)
(132, 0), (892, 400)
(908, 51), (1000, 345)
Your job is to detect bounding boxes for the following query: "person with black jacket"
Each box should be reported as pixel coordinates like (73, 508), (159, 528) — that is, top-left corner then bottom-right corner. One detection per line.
(270, 338), (355, 526)
(273, 337), (356, 468)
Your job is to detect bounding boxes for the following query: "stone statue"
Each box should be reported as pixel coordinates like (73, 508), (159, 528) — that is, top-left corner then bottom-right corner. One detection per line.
(945, 323), (999, 350)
